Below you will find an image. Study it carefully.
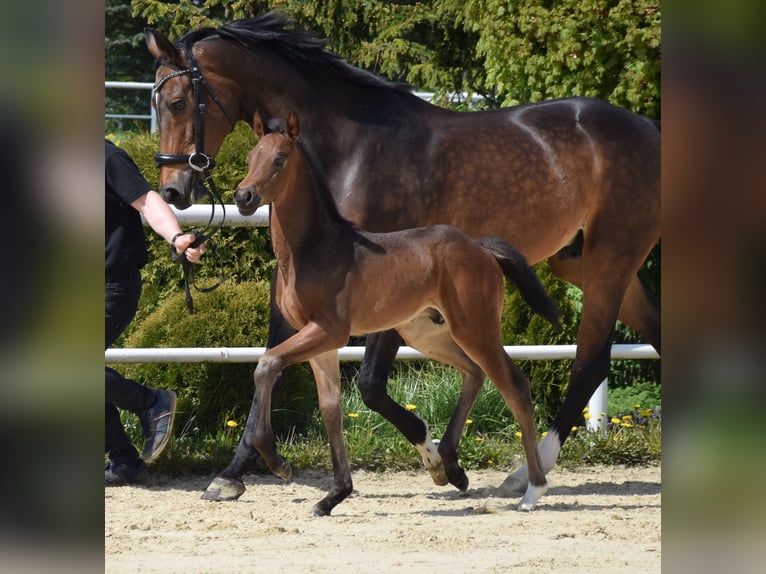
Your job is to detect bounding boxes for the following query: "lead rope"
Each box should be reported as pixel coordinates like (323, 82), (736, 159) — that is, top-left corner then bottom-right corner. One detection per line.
(171, 168), (226, 314)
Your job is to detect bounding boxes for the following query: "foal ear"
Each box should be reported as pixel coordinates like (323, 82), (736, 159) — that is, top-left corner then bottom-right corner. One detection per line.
(287, 111), (300, 140)
(145, 28), (182, 66)
(253, 111), (265, 139)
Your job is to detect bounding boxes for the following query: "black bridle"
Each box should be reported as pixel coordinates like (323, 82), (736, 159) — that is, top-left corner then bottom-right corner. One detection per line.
(153, 45), (235, 313)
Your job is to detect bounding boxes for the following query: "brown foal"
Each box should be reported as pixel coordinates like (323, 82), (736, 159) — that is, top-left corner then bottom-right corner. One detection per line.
(234, 111), (561, 516)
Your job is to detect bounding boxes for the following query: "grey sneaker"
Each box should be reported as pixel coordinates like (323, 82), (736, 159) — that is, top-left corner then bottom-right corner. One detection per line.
(105, 461), (149, 486)
(139, 389), (177, 463)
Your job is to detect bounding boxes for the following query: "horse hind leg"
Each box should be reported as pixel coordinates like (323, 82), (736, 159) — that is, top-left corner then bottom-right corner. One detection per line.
(203, 293), (297, 501)
(360, 329), (444, 479)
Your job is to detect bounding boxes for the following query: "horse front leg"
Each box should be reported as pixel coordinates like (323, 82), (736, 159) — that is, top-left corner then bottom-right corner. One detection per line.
(359, 331), (439, 479)
(308, 352), (353, 516)
(202, 290), (297, 501)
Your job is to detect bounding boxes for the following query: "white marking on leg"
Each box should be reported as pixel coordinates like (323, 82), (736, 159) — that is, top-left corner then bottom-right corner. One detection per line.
(538, 430), (561, 473)
(415, 429), (447, 486)
(497, 430), (561, 496)
(518, 481), (548, 511)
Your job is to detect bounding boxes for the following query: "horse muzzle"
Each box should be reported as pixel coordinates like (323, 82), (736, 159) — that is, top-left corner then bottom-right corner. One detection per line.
(234, 186), (261, 216)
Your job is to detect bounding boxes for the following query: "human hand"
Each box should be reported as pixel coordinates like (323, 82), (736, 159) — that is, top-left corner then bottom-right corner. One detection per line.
(172, 232), (206, 263)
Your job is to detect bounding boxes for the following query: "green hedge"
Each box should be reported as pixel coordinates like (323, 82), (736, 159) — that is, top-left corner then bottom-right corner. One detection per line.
(111, 280), (316, 437)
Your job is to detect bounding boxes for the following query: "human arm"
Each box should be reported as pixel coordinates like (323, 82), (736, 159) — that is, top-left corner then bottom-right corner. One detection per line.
(130, 190), (205, 263)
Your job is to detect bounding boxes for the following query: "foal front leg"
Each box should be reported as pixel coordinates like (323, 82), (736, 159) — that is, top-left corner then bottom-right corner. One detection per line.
(308, 352), (353, 516)
(251, 323), (345, 484)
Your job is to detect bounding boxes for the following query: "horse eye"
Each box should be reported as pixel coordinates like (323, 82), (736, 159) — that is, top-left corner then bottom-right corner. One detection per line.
(171, 99), (186, 112)
(273, 156), (286, 168)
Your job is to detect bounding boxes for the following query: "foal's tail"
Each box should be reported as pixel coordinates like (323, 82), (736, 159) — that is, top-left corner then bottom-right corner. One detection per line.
(477, 237), (562, 331)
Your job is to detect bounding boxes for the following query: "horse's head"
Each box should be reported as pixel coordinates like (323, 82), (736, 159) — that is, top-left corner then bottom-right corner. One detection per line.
(235, 111), (299, 215)
(145, 28), (240, 209)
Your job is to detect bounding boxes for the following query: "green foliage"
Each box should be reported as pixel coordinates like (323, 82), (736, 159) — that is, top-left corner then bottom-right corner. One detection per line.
(106, 0), (156, 132)
(129, 0), (660, 115)
(455, 0), (661, 116)
(608, 380), (661, 417)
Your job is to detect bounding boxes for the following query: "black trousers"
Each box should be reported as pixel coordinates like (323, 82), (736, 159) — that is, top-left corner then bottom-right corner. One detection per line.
(105, 268), (156, 464)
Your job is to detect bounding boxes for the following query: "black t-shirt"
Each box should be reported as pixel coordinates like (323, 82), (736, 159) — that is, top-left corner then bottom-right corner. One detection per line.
(105, 140), (151, 276)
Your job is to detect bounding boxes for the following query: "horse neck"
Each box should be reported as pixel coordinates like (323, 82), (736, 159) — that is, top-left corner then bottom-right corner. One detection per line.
(269, 145), (344, 260)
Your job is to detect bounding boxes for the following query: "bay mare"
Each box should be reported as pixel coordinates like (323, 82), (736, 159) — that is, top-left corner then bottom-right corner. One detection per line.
(234, 111), (561, 515)
(145, 11), (660, 501)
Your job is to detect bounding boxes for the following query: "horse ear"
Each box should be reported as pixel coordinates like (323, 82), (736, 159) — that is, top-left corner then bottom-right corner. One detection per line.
(287, 111), (300, 140)
(253, 111), (265, 139)
(145, 28), (182, 66)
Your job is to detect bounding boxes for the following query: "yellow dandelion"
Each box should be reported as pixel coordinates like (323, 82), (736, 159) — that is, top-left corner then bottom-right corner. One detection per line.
(611, 417), (621, 424)
(641, 409), (652, 417)
(487, 459), (494, 466)
(584, 413), (592, 420)
(622, 415), (633, 421)
(475, 436), (484, 443)
(514, 431), (522, 438)
(583, 406), (589, 413)
(466, 418), (473, 425)
(405, 404), (417, 411)
(226, 420), (238, 428)
(571, 426), (578, 432)
(633, 403), (641, 409)
(348, 412), (359, 419)
(542, 431), (548, 437)
(621, 422), (634, 428)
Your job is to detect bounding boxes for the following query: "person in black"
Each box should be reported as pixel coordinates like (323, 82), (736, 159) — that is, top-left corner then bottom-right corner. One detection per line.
(105, 139), (205, 485)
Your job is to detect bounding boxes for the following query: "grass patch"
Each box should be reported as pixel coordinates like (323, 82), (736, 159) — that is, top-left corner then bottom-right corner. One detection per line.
(120, 363), (661, 476)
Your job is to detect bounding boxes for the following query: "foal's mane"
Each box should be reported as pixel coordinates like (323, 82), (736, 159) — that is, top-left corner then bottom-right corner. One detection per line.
(177, 10), (413, 96)
(294, 138), (384, 252)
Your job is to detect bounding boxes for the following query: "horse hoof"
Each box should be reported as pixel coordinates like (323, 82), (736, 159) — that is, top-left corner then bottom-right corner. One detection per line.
(311, 504), (331, 517)
(426, 462), (449, 486)
(495, 469), (528, 497)
(201, 476), (246, 501)
(451, 471), (469, 492)
(273, 459), (292, 481)
(517, 482), (548, 512)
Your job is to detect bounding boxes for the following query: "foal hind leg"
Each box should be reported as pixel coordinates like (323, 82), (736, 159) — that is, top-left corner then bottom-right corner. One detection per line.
(453, 332), (548, 510)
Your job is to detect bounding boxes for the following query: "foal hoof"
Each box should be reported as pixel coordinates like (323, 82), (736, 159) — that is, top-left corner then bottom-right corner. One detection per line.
(517, 482), (548, 512)
(201, 476), (246, 501)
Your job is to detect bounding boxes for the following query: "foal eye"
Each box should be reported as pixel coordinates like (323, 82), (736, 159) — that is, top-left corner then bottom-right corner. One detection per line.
(273, 156), (286, 168)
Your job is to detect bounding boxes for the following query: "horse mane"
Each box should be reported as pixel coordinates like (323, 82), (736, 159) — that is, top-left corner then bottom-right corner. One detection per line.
(178, 10), (414, 96)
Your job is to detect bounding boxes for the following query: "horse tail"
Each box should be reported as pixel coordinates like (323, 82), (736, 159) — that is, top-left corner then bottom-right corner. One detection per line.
(477, 237), (562, 331)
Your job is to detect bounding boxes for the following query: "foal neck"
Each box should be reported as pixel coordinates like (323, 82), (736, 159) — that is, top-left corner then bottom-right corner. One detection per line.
(270, 141), (351, 255)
